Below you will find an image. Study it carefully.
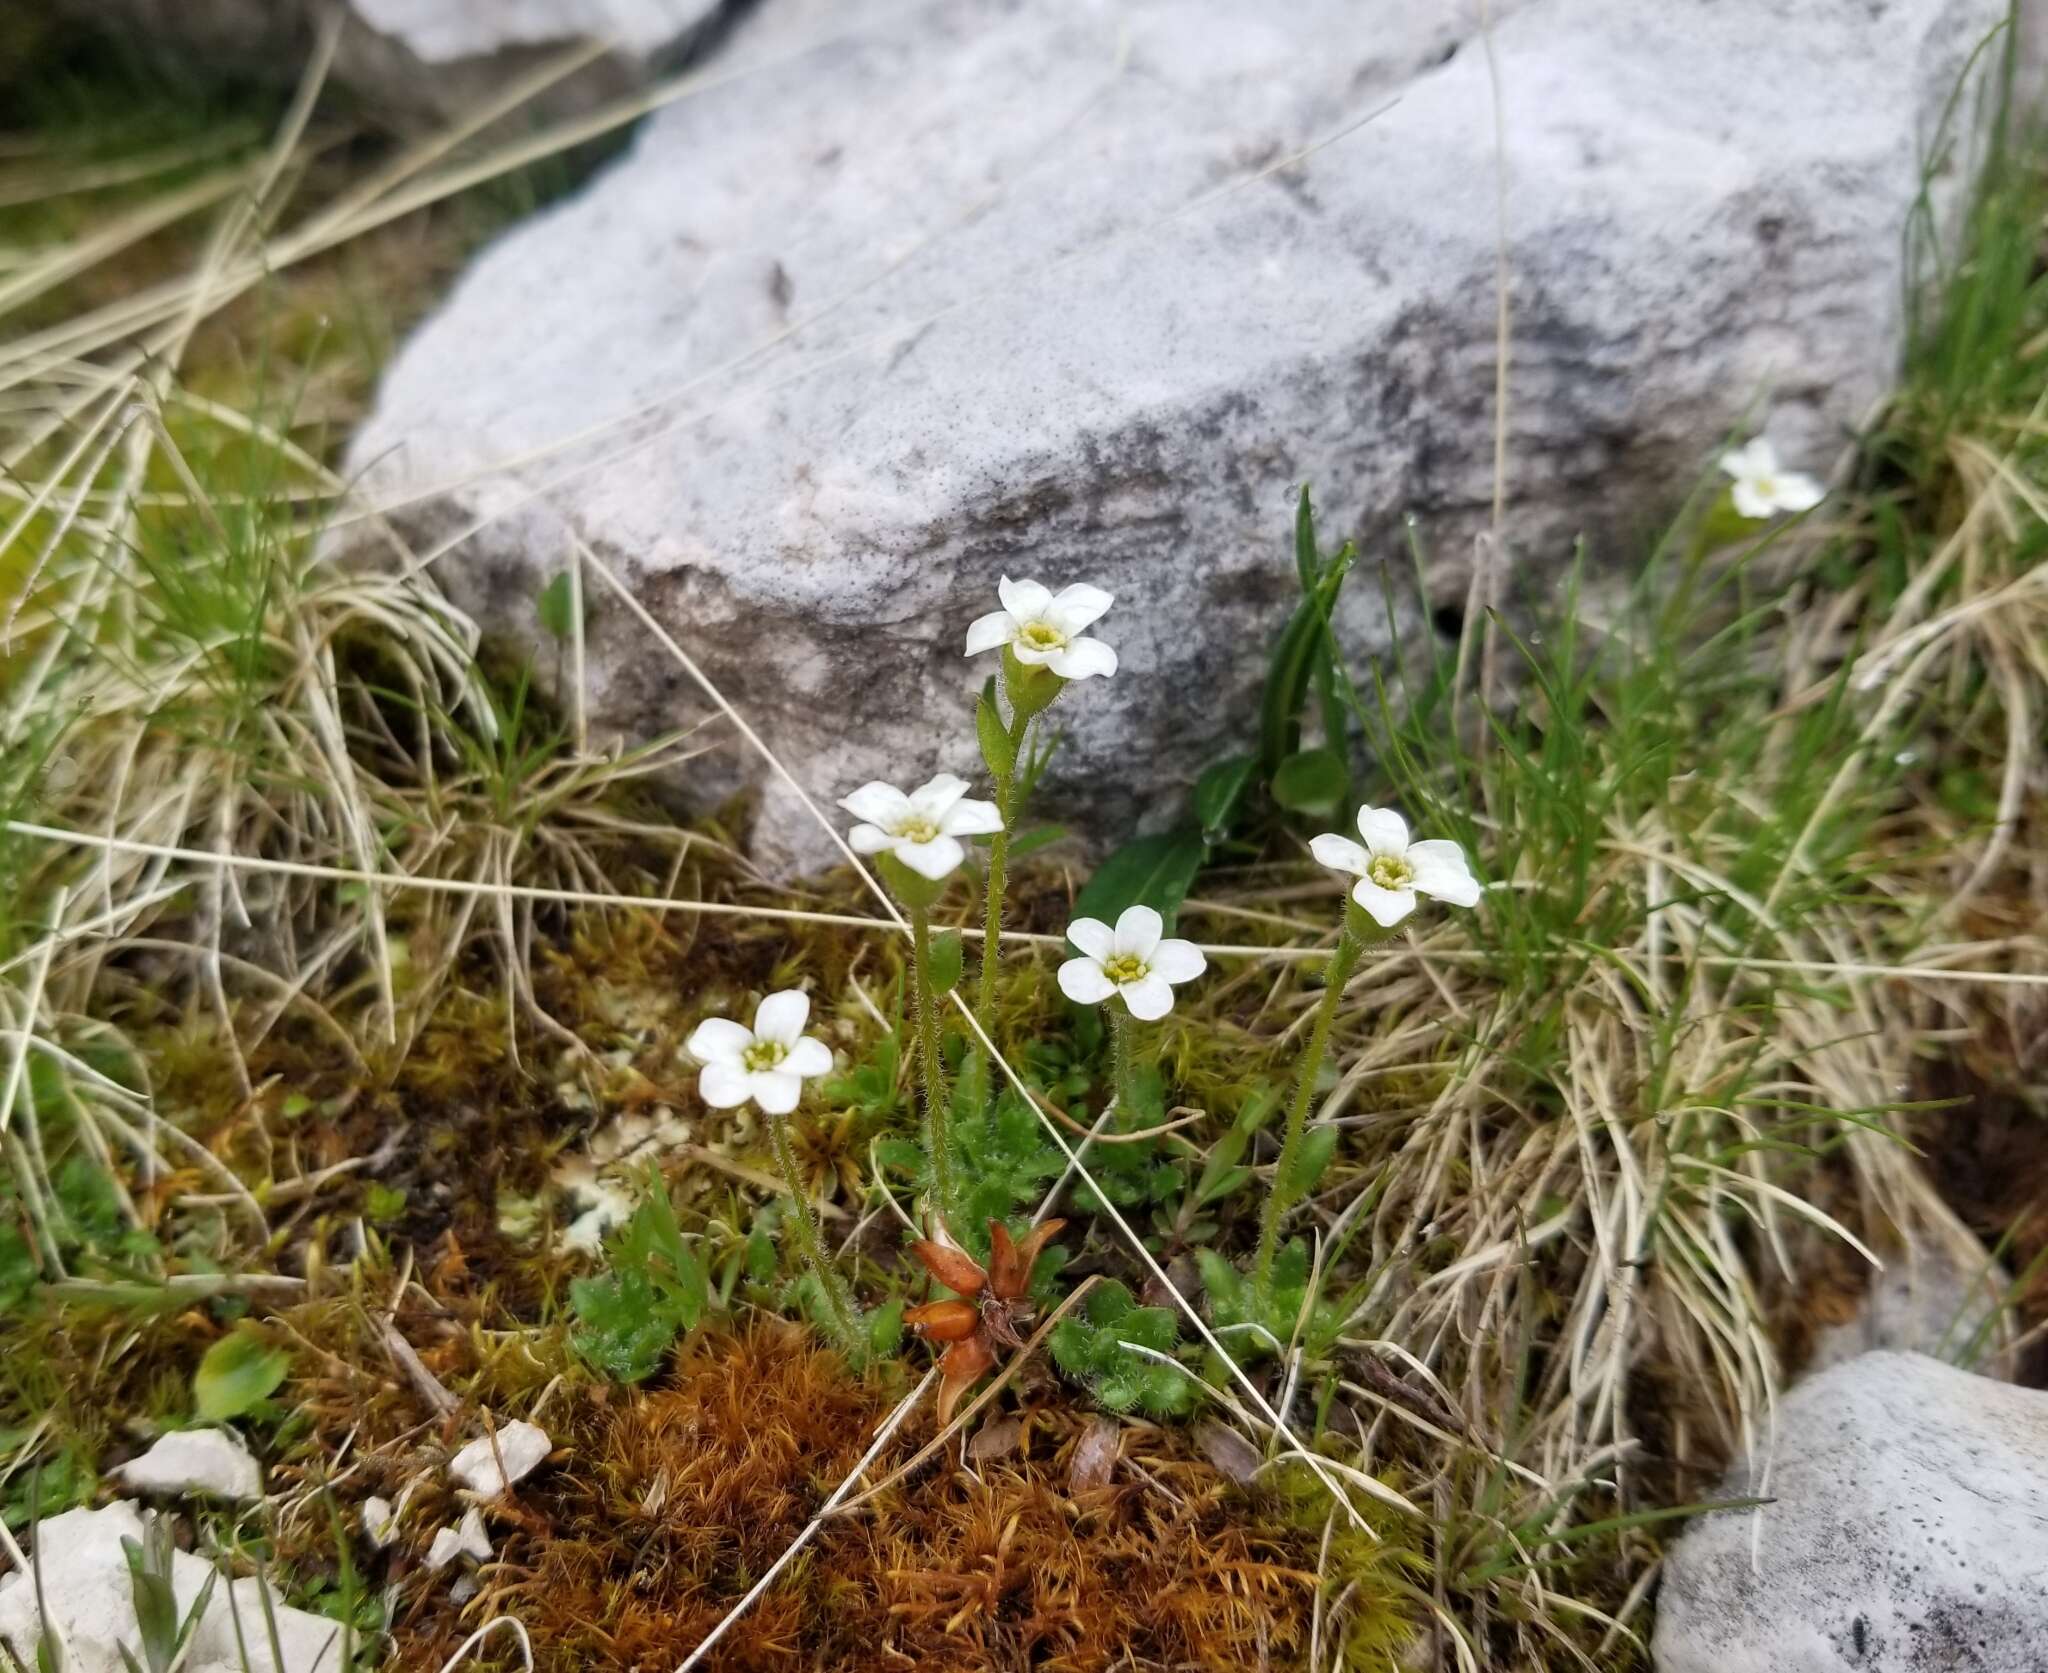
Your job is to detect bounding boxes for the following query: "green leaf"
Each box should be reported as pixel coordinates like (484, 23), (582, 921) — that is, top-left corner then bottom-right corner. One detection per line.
(1193, 754), (1257, 839)
(1007, 824), (1069, 859)
(534, 571), (576, 641)
(569, 1180), (712, 1382)
(928, 928), (965, 995)
(1294, 483), (1320, 591)
(1284, 1124), (1341, 1200)
(193, 1328), (289, 1421)
(1271, 747), (1348, 813)
(1258, 538), (1357, 773)
(976, 678), (1016, 780)
(866, 1298), (905, 1359)
(1049, 1280), (1195, 1417)
(1072, 827), (1206, 935)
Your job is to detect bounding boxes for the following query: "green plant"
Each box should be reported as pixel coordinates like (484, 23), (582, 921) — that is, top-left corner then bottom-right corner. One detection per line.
(193, 1326), (289, 1422)
(118, 1512), (218, 1673)
(568, 1175), (712, 1383)
(1049, 1279), (1196, 1417)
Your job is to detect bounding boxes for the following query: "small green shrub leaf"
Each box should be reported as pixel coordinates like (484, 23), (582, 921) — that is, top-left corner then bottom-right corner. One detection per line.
(1193, 753), (1257, 839)
(535, 571), (576, 640)
(193, 1327), (289, 1421)
(928, 929), (965, 995)
(1284, 1124), (1341, 1200)
(1272, 747), (1348, 813)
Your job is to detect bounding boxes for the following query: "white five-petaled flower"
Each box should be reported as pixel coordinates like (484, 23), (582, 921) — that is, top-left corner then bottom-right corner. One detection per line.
(686, 990), (834, 1117)
(965, 577), (1119, 681)
(840, 772), (1003, 881)
(1718, 438), (1824, 520)
(1310, 806), (1482, 929)
(1057, 904), (1206, 1021)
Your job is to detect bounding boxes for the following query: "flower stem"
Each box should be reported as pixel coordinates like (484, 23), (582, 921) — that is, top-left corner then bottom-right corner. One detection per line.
(766, 1108), (865, 1362)
(910, 907), (959, 1227)
(1109, 1002), (1136, 1119)
(1254, 926), (1366, 1301)
(975, 715), (1031, 1030)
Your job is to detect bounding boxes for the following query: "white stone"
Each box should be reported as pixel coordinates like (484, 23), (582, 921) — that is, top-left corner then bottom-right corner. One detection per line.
(1809, 1237), (2015, 1381)
(346, 0), (2003, 876)
(361, 1494), (398, 1547)
(447, 1420), (553, 1498)
(1654, 1352), (2048, 1672)
(424, 1507), (493, 1571)
(116, 1427), (264, 1502)
(0, 1503), (342, 1673)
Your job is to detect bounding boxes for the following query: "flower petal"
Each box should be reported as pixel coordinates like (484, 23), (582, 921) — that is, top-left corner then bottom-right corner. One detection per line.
(997, 576), (1051, 622)
(1058, 957), (1116, 1006)
(1730, 479), (1774, 519)
(1350, 877), (1416, 928)
(1046, 636), (1117, 681)
(1408, 839), (1482, 908)
(1773, 471), (1825, 513)
(1065, 916), (1116, 962)
(1119, 973), (1176, 1021)
(1046, 583), (1113, 633)
(685, 1017), (752, 1065)
(848, 823), (894, 854)
(1009, 640), (1056, 666)
(939, 796), (1004, 837)
(1355, 805), (1410, 855)
(839, 781), (911, 828)
(1150, 938), (1206, 984)
(1113, 904), (1163, 961)
(964, 610), (1016, 657)
(698, 1061), (752, 1108)
(894, 833), (965, 881)
(750, 1070), (803, 1116)
(910, 773), (970, 820)
(1309, 832), (1370, 876)
(753, 989), (810, 1044)
(784, 1036), (834, 1078)
(1720, 437), (1776, 480)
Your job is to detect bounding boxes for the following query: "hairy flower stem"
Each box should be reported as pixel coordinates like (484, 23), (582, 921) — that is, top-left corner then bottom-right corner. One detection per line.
(975, 714), (1032, 1030)
(1254, 926), (1366, 1301)
(767, 1108), (864, 1361)
(910, 908), (959, 1227)
(1110, 1003), (1136, 1118)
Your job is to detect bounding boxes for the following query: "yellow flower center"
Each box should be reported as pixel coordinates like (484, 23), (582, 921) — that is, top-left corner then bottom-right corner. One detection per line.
(742, 1038), (787, 1073)
(1102, 952), (1148, 985)
(895, 816), (941, 844)
(1367, 853), (1414, 890)
(1018, 620), (1065, 651)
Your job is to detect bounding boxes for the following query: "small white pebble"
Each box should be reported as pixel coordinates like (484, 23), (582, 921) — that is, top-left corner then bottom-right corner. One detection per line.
(362, 1495), (397, 1547)
(448, 1420), (551, 1499)
(425, 1507), (492, 1572)
(116, 1428), (262, 1502)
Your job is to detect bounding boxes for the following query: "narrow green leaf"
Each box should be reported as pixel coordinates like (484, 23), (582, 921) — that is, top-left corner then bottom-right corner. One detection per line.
(534, 571), (575, 641)
(193, 1328), (289, 1421)
(1006, 824), (1069, 859)
(975, 678), (1016, 779)
(1072, 827), (1206, 935)
(1294, 482), (1319, 590)
(1193, 754), (1257, 838)
(928, 928), (965, 994)
(1285, 1124), (1341, 1199)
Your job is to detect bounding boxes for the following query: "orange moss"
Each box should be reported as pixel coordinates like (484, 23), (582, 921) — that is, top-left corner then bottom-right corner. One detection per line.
(405, 1323), (1323, 1671)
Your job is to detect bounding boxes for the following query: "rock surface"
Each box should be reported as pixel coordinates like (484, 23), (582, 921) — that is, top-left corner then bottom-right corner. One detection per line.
(116, 1427), (264, 1501)
(1654, 1352), (2048, 1672)
(348, 0), (2001, 875)
(0, 1503), (342, 1673)
(53, 0), (726, 126)
(1809, 1238), (2015, 1381)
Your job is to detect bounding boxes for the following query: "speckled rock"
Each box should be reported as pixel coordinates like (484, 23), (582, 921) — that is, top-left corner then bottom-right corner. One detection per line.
(1654, 1352), (2048, 1672)
(52, 0), (727, 126)
(347, 0), (2000, 874)
(1809, 1237), (2015, 1381)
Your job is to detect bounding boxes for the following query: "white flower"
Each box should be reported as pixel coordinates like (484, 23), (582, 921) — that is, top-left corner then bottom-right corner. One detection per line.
(1057, 904), (1206, 1021)
(686, 990), (834, 1116)
(1310, 806), (1481, 929)
(965, 577), (1118, 680)
(840, 772), (1003, 881)
(1718, 438), (1824, 519)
